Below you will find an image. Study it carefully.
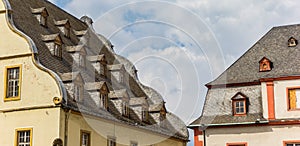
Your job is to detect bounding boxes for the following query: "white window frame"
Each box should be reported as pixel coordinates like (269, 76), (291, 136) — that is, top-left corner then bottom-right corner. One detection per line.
(16, 128), (32, 146)
(107, 137), (116, 146)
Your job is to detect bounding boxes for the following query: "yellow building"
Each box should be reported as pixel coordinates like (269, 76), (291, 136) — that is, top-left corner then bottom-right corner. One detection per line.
(0, 0), (188, 146)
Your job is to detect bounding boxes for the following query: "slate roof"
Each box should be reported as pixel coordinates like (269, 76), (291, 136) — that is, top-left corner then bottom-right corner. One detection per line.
(190, 24), (300, 127)
(6, 0), (188, 140)
(207, 24), (300, 86)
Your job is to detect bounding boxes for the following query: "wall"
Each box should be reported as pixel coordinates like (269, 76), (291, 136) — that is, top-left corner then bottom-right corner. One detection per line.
(0, 108), (62, 146)
(204, 125), (300, 146)
(0, 0), (61, 110)
(67, 112), (186, 146)
(262, 79), (300, 119)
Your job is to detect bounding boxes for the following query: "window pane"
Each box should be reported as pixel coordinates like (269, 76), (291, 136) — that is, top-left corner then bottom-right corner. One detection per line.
(7, 67), (20, 98)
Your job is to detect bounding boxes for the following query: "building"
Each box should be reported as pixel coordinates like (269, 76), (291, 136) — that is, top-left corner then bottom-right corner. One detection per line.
(0, 0), (188, 146)
(189, 23), (300, 146)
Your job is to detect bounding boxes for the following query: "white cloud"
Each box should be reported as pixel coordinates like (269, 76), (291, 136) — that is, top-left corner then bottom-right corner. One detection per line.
(51, 1), (300, 145)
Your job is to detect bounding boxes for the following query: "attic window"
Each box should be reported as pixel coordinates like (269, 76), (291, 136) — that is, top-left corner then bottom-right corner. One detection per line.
(122, 100), (129, 117)
(42, 34), (63, 58)
(288, 37), (298, 47)
(31, 7), (49, 27)
(74, 84), (83, 102)
(142, 107), (149, 122)
(231, 92), (248, 116)
(54, 19), (71, 38)
(259, 57), (272, 72)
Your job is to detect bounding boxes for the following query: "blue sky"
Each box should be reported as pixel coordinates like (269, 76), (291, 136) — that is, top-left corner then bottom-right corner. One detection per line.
(50, 0), (300, 145)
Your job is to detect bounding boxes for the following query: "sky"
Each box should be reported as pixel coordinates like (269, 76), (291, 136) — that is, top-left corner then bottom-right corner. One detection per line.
(49, 0), (300, 145)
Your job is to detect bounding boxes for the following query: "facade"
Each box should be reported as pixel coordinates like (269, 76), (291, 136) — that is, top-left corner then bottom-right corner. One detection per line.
(0, 0), (188, 146)
(189, 24), (300, 146)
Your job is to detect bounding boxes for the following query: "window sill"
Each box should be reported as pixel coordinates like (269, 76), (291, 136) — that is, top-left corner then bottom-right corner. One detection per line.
(4, 96), (20, 102)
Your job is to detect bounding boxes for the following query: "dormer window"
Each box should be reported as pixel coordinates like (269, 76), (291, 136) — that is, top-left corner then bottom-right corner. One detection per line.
(74, 84), (81, 101)
(288, 37), (298, 47)
(122, 100), (129, 117)
(259, 57), (272, 72)
(66, 45), (87, 68)
(87, 55), (107, 77)
(142, 107), (149, 122)
(54, 19), (71, 38)
(42, 34), (63, 58)
(108, 64), (125, 84)
(231, 92), (248, 116)
(31, 7), (49, 27)
(54, 42), (62, 58)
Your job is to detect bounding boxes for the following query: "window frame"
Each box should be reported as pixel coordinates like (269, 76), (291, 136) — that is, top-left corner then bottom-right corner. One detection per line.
(122, 100), (129, 117)
(283, 140), (300, 146)
(100, 93), (108, 109)
(107, 136), (116, 146)
(4, 65), (22, 101)
(286, 87), (300, 111)
(233, 100), (246, 115)
(53, 42), (62, 58)
(80, 130), (91, 146)
(15, 128), (33, 146)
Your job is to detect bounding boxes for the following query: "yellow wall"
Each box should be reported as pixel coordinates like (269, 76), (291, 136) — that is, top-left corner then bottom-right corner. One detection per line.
(0, 108), (62, 146)
(0, 0), (61, 111)
(67, 112), (186, 146)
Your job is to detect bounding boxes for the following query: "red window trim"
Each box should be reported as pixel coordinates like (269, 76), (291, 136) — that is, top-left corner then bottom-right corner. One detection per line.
(283, 140), (300, 146)
(226, 142), (248, 146)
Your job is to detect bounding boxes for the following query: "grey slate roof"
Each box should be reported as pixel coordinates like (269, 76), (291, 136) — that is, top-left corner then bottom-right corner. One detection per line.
(7, 0), (188, 140)
(208, 24), (300, 86)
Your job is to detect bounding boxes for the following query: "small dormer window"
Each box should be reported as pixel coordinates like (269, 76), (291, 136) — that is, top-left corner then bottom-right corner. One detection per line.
(231, 92), (248, 116)
(259, 57), (272, 72)
(79, 53), (86, 68)
(74, 84), (80, 101)
(107, 64), (125, 83)
(288, 37), (298, 47)
(122, 100), (129, 117)
(42, 34), (63, 59)
(100, 93), (108, 109)
(54, 42), (62, 58)
(54, 19), (71, 38)
(142, 107), (149, 122)
(31, 7), (49, 27)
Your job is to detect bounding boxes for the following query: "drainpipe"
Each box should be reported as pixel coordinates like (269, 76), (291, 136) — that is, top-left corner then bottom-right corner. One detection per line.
(200, 124), (207, 146)
(64, 109), (70, 146)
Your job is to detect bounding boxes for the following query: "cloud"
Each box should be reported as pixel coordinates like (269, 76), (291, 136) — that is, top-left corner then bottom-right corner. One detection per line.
(51, 1), (300, 145)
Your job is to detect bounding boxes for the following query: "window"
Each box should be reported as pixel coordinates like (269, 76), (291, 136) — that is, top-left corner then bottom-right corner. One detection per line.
(79, 54), (86, 67)
(122, 101), (129, 116)
(231, 92), (248, 116)
(288, 88), (300, 110)
(100, 63), (105, 76)
(5, 66), (21, 101)
(16, 128), (32, 146)
(107, 137), (116, 146)
(130, 141), (138, 146)
(234, 100), (246, 114)
(259, 57), (272, 72)
(74, 84), (81, 101)
(54, 43), (62, 58)
(40, 15), (47, 26)
(65, 26), (70, 38)
(286, 144), (300, 146)
(142, 107), (149, 122)
(288, 37), (298, 47)
(80, 131), (90, 146)
(100, 93), (108, 109)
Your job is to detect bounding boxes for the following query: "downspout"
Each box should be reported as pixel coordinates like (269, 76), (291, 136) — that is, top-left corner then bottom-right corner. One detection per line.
(64, 109), (71, 146)
(203, 129), (206, 146)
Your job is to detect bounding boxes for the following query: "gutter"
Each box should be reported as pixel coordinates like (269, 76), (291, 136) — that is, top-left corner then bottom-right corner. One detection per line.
(188, 120), (269, 128)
